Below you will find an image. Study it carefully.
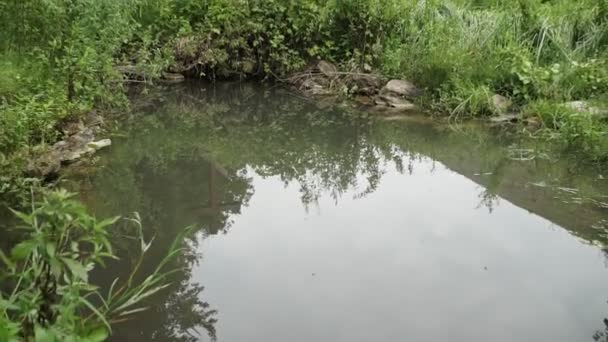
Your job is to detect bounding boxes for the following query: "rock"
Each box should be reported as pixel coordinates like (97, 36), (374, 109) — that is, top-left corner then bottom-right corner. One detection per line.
(317, 60), (338, 77)
(354, 95), (374, 106)
(349, 74), (383, 93)
(27, 152), (61, 178)
(88, 139), (112, 151)
(301, 78), (332, 95)
(161, 72), (185, 83)
(491, 94), (512, 114)
(489, 113), (519, 124)
(564, 101), (608, 119)
(26, 113), (110, 178)
(61, 139), (111, 163)
(381, 115), (413, 122)
(61, 120), (85, 136)
(83, 111), (104, 127)
(382, 80), (421, 99)
(375, 94), (416, 110)
(50, 128), (109, 163)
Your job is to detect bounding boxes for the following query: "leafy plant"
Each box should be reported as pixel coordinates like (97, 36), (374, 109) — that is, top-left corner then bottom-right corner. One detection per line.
(0, 190), (189, 341)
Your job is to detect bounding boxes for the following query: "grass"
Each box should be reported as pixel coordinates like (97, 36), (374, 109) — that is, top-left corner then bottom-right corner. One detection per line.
(0, 0), (607, 166)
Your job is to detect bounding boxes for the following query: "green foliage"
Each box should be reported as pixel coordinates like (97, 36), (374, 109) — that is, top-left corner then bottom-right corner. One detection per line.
(1, 0), (608, 171)
(524, 99), (608, 160)
(378, 0), (608, 105)
(0, 190), (189, 341)
(149, 0), (330, 77)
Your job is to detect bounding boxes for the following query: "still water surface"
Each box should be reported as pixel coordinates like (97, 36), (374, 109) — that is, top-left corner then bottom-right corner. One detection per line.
(73, 82), (608, 342)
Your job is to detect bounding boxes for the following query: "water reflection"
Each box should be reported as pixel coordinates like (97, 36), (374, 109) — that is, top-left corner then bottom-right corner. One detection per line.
(71, 81), (608, 341)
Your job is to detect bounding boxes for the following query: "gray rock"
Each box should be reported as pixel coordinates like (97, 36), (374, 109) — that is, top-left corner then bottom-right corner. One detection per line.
(27, 114), (111, 178)
(490, 113), (519, 124)
(27, 152), (61, 178)
(382, 80), (421, 98)
(161, 72), (185, 83)
(491, 94), (512, 114)
(317, 60), (338, 77)
(375, 94), (416, 110)
(88, 139), (112, 151)
(564, 101), (608, 119)
(349, 74), (383, 93)
(301, 78), (332, 95)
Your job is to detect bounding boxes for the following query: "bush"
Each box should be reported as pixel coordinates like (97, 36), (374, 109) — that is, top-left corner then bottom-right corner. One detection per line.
(0, 190), (188, 341)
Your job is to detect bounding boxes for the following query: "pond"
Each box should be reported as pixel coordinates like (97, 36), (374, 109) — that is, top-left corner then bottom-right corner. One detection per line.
(72, 81), (608, 342)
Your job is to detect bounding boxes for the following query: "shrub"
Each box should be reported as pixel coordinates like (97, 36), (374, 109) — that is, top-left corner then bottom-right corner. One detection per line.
(0, 190), (189, 341)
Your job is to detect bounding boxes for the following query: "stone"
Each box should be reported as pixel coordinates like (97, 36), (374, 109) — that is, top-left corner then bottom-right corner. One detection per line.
(564, 101), (608, 119)
(61, 120), (85, 136)
(491, 94), (512, 114)
(354, 95), (374, 106)
(349, 74), (383, 92)
(27, 152), (61, 178)
(317, 60), (338, 77)
(88, 139), (112, 151)
(375, 94), (416, 110)
(300, 78), (332, 95)
(161, 72), (185, 83)
(382, 80), (421, 98)
(489, 113), (519, 124)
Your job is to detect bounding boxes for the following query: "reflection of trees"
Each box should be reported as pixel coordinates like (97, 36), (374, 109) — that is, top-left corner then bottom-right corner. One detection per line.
(110, 239), (218, 342)
(76, 81), (608, 341)
(79, 125), (253, 340)
(594, 317), (608, 342)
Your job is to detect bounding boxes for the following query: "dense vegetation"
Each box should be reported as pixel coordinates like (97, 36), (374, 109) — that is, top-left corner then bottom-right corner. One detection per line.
(1, 0), (608, 339)
(1, 0), (608, 170)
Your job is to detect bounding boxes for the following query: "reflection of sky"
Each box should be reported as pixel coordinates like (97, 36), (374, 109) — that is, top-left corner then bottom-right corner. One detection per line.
(195, 160), (608, 342)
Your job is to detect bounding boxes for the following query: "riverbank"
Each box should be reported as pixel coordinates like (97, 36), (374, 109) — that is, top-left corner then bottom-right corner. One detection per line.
(1, 0), (608, 201)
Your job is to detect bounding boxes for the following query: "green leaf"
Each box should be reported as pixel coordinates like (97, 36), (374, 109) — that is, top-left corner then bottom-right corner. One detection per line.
(78, 297), (112, 333)
(11, 240), (36, 260)
(0, 249), (15, 270)
(46, 242), (56, 258)
(86, 327), (109, 342)
(96, 216), (120, 230)
(9, 209), (33, 226)
(34, 325), (55, 342)
(61, 257), (88, 282)
(50, 258), (63, 278)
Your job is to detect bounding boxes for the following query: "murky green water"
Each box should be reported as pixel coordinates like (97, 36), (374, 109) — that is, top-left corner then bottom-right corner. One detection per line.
(74, 82), (608, 342)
